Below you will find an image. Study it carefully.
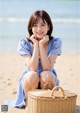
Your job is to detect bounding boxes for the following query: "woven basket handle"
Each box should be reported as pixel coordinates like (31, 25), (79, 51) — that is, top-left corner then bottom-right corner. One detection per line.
(51, 86), (65, 97)
(43, 81), (55, 90)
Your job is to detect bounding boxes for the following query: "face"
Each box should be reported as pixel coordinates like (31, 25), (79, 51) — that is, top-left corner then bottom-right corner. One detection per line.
(32, 18), (49, 39)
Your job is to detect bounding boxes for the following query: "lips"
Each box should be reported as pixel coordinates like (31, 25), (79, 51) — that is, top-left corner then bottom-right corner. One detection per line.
(37, 32), (44, 35)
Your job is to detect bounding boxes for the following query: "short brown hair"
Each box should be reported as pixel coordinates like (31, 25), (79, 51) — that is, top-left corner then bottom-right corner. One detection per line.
(28, 10), (53, 40)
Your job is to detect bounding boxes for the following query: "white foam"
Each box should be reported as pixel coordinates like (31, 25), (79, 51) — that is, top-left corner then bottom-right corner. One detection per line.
(0, 18), (80, 24)
(0, 18), (28, 23)
(52, 18), (80, 24)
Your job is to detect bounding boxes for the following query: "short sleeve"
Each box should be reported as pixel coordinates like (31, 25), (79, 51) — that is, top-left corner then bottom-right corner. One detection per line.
(49, 38), (62, 55)
(17, 39), (31, 56)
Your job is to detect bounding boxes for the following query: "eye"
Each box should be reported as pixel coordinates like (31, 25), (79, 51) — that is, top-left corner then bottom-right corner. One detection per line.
(33, 24), (37, 27)
(41, 24), (45, 26)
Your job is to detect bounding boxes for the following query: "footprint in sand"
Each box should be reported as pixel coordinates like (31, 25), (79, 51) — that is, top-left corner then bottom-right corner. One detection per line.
(0, 77), (3, 79)
(13, 91), (17, 94)
(7, 78), (11, 81)
(69, 68), (73, 71)
(7, 82), (11, 86)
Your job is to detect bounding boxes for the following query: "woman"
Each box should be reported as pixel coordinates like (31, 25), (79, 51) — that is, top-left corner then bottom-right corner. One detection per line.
(4, 10), (62, 108)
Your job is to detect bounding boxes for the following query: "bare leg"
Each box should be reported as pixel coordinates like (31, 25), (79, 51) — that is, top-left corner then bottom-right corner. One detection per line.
(22, 71), (39, 107)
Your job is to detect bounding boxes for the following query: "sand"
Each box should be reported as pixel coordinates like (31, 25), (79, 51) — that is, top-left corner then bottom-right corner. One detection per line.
(0, 52), (80, 113)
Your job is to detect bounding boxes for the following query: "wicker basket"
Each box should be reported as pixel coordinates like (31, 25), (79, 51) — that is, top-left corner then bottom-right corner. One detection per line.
(28, 86), (77, 113)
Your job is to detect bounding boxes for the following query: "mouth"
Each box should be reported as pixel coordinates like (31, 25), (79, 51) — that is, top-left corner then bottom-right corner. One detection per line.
(35, 32), (44, 40)
(37, 32), (44, 36)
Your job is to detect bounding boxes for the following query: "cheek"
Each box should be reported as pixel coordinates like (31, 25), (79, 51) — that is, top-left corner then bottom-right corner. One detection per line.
(44, 26), (49, 32)
(45, 28), (49, 34)
(32, 28), (36, 33)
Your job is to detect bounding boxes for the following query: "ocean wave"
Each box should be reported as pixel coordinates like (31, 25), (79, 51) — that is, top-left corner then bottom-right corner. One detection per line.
(0, 18), (80, 24)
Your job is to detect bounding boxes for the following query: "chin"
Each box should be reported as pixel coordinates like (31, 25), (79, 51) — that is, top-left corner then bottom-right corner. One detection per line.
(37, 37), (42, 39)
(37, 35), (44, 38)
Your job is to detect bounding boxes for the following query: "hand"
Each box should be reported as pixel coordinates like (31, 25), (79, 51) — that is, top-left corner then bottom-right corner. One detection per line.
(30, 35), (38, 45)
(39, 35), (49, 45)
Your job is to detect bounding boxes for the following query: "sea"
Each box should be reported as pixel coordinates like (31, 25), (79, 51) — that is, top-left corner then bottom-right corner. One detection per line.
(0, 0), (80, 54)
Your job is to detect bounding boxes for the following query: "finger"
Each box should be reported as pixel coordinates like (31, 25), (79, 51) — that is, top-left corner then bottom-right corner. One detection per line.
(35, 36), (37, 40)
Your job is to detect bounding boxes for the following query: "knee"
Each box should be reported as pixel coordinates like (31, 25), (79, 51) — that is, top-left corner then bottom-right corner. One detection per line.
(40, 71), (56, 89)
(40, 71), (54, 82)
(23, 71), (39, 85)
(22, 71), (39, 94)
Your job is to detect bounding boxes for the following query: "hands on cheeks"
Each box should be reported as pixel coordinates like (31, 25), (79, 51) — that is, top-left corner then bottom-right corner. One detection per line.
(30, 35), (38, 45)
(30, 35), (49, 46)
(39, 35), (49, 45)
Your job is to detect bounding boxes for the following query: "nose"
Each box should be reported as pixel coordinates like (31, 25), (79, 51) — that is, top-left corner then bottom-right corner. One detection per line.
(37, 26), (41, 31)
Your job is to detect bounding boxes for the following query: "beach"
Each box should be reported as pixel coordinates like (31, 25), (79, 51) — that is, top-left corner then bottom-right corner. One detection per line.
(0, 0), (80, 112)
(0, 52), (80, 113)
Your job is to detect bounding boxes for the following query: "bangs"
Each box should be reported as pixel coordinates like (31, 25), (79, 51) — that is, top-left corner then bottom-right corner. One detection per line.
(32, 16), (46, 25)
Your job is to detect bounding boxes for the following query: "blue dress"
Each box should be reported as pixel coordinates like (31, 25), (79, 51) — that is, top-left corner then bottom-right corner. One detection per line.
(4, 37), (62, 108)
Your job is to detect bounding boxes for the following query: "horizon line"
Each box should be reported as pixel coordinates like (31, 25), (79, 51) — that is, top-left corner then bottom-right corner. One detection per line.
(0, 17), (80, 24)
